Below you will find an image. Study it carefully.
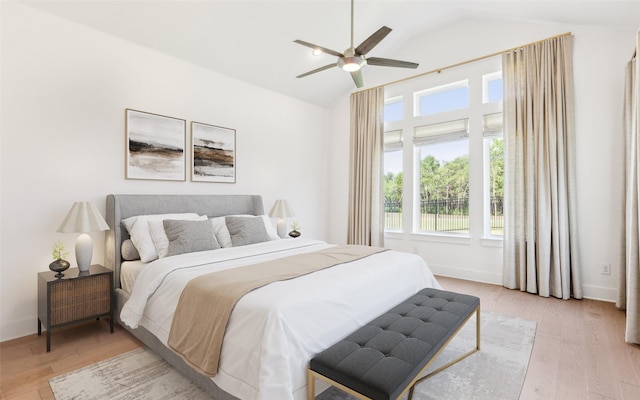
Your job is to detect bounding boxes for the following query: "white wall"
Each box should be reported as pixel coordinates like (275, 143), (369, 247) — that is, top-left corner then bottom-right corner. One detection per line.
(328, 19), (635, 302)
(0, 2), (330, 341)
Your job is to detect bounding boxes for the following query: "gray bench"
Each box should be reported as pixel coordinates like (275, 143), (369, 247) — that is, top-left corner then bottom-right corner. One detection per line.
(307, 288), (480, 400)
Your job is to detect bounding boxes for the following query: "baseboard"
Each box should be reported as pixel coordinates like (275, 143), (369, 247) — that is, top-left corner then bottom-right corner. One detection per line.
(431, 265), (618, 303)
(581, 284), (617, 303)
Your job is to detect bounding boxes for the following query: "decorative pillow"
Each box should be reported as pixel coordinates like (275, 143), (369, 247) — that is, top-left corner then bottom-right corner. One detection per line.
(121, 239), (140, 261)
(122, 213), (200, 262)
(149, 215), (207, 258)
(211, 215), (279, 247)
(226, 216), (271, 247)
(163, 219), (220, 257)
(210, 215), (246, 247)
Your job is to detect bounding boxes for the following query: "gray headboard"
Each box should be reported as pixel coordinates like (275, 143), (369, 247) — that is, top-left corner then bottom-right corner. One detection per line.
(105, 194), (265, 289)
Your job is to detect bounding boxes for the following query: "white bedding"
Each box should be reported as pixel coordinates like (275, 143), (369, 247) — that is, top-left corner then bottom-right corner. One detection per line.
(120, 239), (440, 400)
(120, 260), (146, 293)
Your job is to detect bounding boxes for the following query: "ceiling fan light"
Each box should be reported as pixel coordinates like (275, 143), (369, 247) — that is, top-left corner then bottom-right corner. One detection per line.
(312, 48), (322, 56)
(338, 56), (366, 72)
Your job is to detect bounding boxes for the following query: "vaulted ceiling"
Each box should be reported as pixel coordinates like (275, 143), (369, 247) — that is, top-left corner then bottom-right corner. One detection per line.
(23, 1), (640, 107)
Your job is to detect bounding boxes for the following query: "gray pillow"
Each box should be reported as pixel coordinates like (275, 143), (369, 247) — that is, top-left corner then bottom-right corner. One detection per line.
(163, 219), (220, 257)
(226, 216), (271, 247)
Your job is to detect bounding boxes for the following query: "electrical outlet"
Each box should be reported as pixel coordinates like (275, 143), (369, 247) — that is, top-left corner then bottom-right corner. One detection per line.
(601, 263), (611, 276)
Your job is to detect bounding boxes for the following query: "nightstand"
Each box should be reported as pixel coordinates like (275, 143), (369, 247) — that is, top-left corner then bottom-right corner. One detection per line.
(37, 264), (114, 351)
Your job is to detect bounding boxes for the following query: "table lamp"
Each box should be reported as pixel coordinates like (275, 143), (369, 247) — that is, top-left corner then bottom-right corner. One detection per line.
(57, 201), (109, 272)
(269, 199), (295, 238)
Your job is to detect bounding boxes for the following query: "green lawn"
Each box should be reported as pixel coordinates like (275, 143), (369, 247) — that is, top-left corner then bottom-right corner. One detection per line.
(385, 212), (504, 235)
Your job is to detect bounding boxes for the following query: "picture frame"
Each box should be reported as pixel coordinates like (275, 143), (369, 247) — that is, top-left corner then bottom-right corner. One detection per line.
(125, 109), (186, 181)
(191, 121), (236, 183)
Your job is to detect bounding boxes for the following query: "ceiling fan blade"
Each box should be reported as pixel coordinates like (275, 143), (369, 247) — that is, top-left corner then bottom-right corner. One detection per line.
(350, 70), (364, 88)
(296, 63), (338, 78)
(367, 57), (419, 69)
(355, 26), (392, 56)
(293, 40), (344, 58)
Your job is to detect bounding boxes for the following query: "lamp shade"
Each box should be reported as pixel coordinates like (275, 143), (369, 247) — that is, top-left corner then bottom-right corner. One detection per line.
(57, 201), (109, 233)
(268, 200), (295, 219)
(57, 201), (109, 272)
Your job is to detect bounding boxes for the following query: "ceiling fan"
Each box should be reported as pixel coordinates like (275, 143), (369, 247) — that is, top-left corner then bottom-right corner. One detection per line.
(294, 0), (419, 88)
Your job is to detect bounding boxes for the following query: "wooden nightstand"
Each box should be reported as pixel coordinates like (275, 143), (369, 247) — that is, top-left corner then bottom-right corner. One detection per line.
(37, 264), (114, 351)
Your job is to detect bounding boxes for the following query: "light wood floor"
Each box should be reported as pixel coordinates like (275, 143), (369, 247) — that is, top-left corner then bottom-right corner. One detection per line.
(1, 276), (639, 400)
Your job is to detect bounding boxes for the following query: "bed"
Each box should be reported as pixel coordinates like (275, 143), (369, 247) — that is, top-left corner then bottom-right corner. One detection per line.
(105, 194), (440, 400)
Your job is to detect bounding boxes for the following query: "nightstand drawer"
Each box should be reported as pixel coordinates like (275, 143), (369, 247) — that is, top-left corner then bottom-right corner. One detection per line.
(49, 274), (111, 325)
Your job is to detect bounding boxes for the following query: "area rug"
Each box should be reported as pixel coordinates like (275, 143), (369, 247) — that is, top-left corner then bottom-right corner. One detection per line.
(49, 311), (536, 400)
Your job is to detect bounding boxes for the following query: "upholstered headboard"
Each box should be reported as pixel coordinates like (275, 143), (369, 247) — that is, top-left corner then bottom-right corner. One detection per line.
(105, 194), (265, 289)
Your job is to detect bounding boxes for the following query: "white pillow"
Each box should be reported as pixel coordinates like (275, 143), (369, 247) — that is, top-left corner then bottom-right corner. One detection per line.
(210, 216), (236, 248)
(149, 215), (207, 258)
(210, 215), (279, 248)
(122, 213), (200, 262)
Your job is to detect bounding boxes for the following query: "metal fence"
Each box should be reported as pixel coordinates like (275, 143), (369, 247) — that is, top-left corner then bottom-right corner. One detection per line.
(384, 197), (504, 234)
(384, 201), (402, 229)
(420, 198), (469, 232)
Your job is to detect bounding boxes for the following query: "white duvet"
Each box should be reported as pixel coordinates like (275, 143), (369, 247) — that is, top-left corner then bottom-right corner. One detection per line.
(120, 239), (440, 400)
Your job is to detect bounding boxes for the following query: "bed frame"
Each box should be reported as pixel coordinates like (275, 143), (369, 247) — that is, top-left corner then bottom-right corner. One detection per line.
(105, 194), (265, 400)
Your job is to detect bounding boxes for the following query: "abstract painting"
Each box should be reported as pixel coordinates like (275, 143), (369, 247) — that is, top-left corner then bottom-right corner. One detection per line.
(191, 122), (236, 183)
(125, 109), (186, 181)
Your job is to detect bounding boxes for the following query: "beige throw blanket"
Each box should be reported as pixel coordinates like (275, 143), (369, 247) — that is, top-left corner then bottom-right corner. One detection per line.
(167, 245), (386, 377)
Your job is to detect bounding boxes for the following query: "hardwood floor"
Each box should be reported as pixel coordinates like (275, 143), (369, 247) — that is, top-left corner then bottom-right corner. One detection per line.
(0, 276), (638, 399)
(0, 319), (142, 400)
(438, 276), (640, 400)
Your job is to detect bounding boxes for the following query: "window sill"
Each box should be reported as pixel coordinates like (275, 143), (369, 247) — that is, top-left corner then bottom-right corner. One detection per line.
(410, 232), (472, 245)
(384, 231), (503, 247)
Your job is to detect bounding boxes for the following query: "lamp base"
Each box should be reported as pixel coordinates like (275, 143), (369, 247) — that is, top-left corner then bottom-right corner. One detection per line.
(276, 219), (288, 238)
(75, 233), (93, 272)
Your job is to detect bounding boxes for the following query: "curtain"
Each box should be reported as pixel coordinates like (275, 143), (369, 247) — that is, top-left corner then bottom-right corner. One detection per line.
(618, 32), (640, 344)
(347, 87), (384, 246)
(502, 35), (582, 300)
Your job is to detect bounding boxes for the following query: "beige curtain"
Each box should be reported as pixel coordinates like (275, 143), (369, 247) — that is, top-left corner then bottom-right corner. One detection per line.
(502, 35), (582, 300)
(618, 32), (640, 344)
(347, 87), (384, 246)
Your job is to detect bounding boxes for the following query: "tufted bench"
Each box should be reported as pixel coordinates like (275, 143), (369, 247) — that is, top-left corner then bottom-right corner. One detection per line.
(307, 288), (480, 400)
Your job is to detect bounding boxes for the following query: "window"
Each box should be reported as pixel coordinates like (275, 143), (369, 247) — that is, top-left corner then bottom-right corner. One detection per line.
(383, 148), (403, 231)
(415, 80), (469, 116)
(415, 120), (469, 234)
(384, 97), (403, 122)
(483, 113), (504, 236)
(383, 98), (404, 230)
(383, 59), (503, 240)
(483, 72), (503, 104)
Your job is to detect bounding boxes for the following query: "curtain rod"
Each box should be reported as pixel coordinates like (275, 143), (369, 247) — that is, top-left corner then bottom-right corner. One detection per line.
(354, 31), (572, 93)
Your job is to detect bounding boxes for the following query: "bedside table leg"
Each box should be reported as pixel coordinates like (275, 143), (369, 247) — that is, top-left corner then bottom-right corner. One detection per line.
(46, 329), (51, 352)
(38, 319), (42, 336)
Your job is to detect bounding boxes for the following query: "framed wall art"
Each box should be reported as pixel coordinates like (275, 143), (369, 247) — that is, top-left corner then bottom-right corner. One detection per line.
(125, 109), (186, 181)
(191, 121), (236, 183)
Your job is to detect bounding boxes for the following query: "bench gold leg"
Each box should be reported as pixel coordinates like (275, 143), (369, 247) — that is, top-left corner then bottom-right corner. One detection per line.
(307, 369), (315, 400)
(405, 305), (481, 400)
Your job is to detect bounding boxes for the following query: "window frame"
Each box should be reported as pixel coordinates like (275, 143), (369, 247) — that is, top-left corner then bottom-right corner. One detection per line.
(383, 57), (503, 243)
